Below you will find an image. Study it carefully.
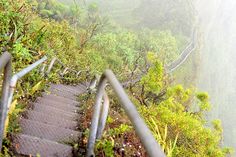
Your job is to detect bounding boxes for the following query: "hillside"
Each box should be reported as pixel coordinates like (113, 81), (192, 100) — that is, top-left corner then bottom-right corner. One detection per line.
(0, 0), (234, 156)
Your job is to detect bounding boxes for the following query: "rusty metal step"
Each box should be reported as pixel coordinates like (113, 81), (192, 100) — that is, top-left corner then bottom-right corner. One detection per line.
(24, 110), (78, 130)
(31, 103), (78, 121)
(41, 94), (80, 106)
(12, 134), (73, 157)
(19, 118), (81, 143)
(36, 98), (80, 112)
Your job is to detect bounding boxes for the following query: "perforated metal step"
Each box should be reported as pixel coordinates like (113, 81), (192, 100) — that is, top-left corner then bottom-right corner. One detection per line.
(41, 94), (80, 106)
(20, 118), (81, 143)
(50, 90), (77, 100)
(36, 98), (80, 112)
(50, 83), (86, 93)
(24, 110), (78, 130)
(31, 103), (78, 120)
(13, 134), (73, 157)
(50, 86), (80, 95)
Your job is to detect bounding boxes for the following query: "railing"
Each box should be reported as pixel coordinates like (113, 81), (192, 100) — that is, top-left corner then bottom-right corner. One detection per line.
(7, 56), (47, 112)
(0, 52), (47, 149)
(166, 28), (197, 73)
(0, 52), (81, 150)
(86, 70), (166, 157)
(0, 52), (12, 149)
(121, 28), (198, 88)
(45, 57), (81, 77)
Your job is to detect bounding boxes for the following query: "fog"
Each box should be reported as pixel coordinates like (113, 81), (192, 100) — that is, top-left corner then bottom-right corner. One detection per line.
(195, 0), (236, 149)
(59, 0), (236, 150)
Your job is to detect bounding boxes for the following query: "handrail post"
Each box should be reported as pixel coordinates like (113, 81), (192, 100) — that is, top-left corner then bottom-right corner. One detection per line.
(86, 77), (107, 157)
(86, 70), (166, 157)
(105, 70), (166, 157)
(46, 57), (57, 75)
(7, 56), (47, 110)
(76, 71), (81, 77)
(0, 52), (11, 149)
(39, 63), (47, 76)
(60, 67), (69, 76)
(96, 92), (109, 139)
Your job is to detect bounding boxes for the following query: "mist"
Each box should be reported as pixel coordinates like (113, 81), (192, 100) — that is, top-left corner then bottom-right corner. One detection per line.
(54, 0), (236, 151)
(195, 0), (236, 150)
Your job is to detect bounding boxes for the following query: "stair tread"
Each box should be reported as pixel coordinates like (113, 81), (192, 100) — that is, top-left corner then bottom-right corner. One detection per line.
(36, 97), (80, 112)
(50, 83), (86, 92)
(41, 94), (80, 105)
(31, 102), (78, 120)
(50, 86), (80, 95)
(24, 110), (78, 130)
(20, 118), (81, 142)
(49, 90), (77, 100)
(12, 134), (73, 157)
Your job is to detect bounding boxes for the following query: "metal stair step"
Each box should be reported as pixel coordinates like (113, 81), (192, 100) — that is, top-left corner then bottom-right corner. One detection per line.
(41, 94), (80, 106)
(24, 110), (78, 130)
(77, 82), (89, 89)
(32, 102), (80, 114)
(49, 90), (77, 100)
(50, 86), (81, 95)
(12, 134), (73, 157)
(51, 84), (86, 93)
(19, 118), (81, 143)
(36, 98), (80, 112)
(31, 103), (78, 121)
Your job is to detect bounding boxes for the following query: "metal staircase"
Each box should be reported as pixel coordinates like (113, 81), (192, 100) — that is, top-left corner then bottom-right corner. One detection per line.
(12, 83), (86, 157)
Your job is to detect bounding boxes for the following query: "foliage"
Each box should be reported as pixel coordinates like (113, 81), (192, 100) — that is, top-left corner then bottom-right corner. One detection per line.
(138, 30), (179, 64)
(85, 29), (138, 74)
(0, 0), (85, 153)
(0, 0), (231, 156)
(96, 138), (115, 157)
(141, 53), (164, 94)
(136, 63), (233, 156)
(0, 146), (12, 157)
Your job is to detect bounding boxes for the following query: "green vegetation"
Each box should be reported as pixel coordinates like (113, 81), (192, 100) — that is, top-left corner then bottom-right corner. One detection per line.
(137, 62), (231, 156)
(0, 0), (234, 156)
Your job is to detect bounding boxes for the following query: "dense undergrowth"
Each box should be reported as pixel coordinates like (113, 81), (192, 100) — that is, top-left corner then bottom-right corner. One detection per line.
(0, 0), (234, 156)
(78, 57), (233, 157)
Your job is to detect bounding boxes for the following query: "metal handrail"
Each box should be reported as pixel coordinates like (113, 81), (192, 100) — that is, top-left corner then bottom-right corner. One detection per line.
(166, 28), (198, 72)
(0, 52), (47, 149)
(86, 70), (166, 157)
(121, 28), (198, 88)
(7, 56), (47, 110)
(0, 52), (12, 149)
(0, 52), (85, 150)
(46, 57), (80, 77)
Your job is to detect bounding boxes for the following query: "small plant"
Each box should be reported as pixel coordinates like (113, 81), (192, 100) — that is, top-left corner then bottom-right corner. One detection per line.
(0, 146), (12, 157)
(107, 124), (131, 136)
(96, 138), (115, 157)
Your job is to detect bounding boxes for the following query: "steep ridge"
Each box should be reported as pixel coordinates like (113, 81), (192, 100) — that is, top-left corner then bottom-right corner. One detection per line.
(11, 83), (87, 157)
